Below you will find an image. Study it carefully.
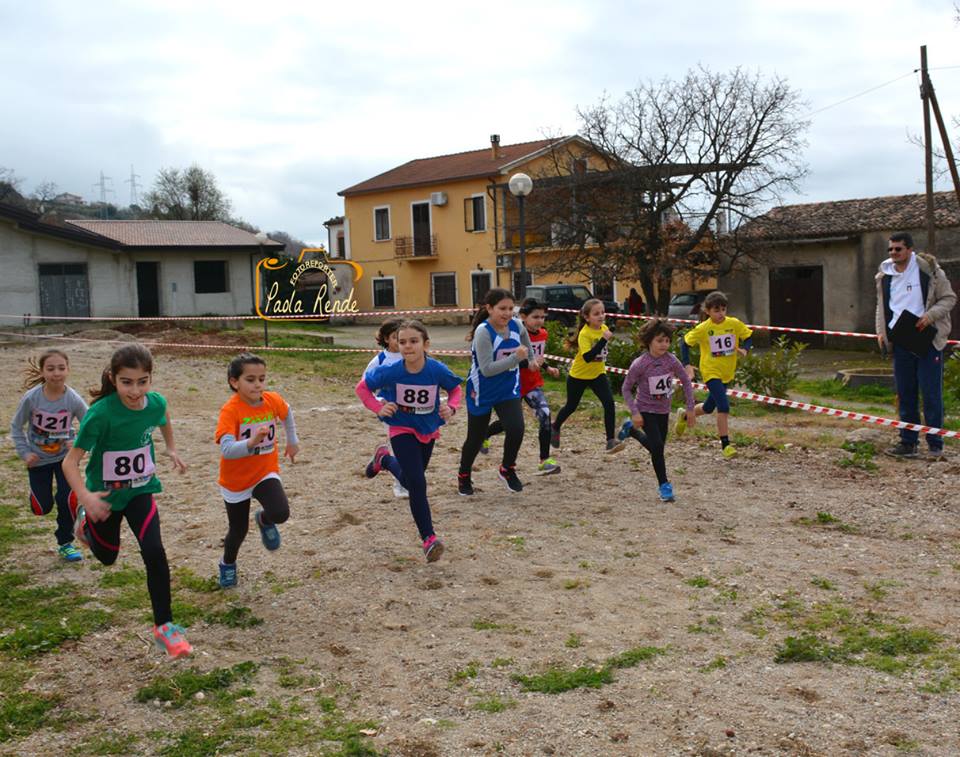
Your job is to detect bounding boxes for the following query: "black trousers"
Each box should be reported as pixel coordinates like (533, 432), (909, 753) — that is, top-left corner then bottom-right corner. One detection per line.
(222, 478), (290, 564)
(629, 412), (670, 485)
(554, 374), (616, 440)
(459, 398), (524, 474)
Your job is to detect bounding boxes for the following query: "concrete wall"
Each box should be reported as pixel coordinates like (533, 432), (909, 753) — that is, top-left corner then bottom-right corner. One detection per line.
(139, 251), (256, 316)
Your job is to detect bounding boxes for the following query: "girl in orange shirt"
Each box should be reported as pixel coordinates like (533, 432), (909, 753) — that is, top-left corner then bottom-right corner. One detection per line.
(215, 353), (299, 588)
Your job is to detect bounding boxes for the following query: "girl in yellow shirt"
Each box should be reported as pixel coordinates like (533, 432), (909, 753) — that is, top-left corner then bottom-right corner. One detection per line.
(551, 299), (626, 453)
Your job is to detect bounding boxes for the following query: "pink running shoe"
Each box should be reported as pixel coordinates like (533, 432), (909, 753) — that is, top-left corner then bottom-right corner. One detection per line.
(365, 445), (390, 478)
(422, 535), (444, 563)
(72, 505), (90, 550)
(153, 622), (193, 658)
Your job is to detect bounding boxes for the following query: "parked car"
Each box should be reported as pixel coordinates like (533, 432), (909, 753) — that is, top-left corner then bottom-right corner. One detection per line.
(667, 291), (709, 320)
(523, 284), (621, 326)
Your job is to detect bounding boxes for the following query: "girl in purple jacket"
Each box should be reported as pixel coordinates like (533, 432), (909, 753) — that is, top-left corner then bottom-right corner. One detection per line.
(618, 320), (696, 502)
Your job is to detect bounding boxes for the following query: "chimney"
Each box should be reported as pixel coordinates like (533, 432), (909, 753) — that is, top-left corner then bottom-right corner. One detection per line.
(490, 134), (501, 160)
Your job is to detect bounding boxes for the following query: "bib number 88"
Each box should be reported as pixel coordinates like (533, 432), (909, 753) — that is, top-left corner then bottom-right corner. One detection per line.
(402, 388), (432, 405)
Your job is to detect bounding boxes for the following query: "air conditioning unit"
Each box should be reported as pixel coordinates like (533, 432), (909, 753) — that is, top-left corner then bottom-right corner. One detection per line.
(430, 192), (448, 206)
(496, 254), (513, 268)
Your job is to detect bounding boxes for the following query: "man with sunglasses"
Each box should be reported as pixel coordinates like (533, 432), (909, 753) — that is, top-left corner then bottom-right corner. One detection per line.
(875, 232), (956, 460)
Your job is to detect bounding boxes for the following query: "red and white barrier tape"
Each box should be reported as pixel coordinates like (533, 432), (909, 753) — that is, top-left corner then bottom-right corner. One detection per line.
(2, 330), (955, 440)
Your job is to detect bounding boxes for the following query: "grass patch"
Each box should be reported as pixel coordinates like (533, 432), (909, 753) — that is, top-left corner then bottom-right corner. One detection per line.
(0, 688), (61, 743)
(838, 441), (878, 472)
(205, 605), (264, 629)
(490, 657), (514, 668)
(688, 616), (723, 635)
(450, 662), (480, 684)
(173, 566), (220, 593)
(565, 633), (583, 649)
(472, 619), (501, 631)
(796, 511), (858, 534)
(811, 577), (837, 591)
(71, 732), (139, 755)
(686, 575), (711, 588)
(513, 644), (665, 694)
(472, 694), (516, 713)
(135, 662), (258, 707)
(700, 656), (727, 672)
(0, 571), (111, 658)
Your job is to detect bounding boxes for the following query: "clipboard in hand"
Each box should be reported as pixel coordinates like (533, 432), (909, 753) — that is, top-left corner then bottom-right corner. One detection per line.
(889, 311), (936, 356)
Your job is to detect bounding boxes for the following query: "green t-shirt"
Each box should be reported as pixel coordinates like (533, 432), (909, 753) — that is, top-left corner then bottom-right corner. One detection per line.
(74, 391), (167, 511)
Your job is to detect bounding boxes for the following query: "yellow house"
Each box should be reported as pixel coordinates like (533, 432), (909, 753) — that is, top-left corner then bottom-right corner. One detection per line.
(339, 135), (668, 319)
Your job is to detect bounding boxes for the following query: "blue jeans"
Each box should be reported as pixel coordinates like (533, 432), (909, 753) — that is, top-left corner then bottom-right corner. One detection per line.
(892, 344), (944, 450)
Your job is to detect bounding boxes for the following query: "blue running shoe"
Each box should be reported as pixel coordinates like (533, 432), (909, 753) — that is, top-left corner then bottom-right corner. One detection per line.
(617, 419), (633, 442)
(255, 508), (281, 551)
(58, 543), (83, 562)
(219, 561), (237, 589)
(658, 482), (675, 502)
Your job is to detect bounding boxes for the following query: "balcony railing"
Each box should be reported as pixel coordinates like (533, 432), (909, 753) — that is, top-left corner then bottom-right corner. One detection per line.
(394, 234), (438, 259)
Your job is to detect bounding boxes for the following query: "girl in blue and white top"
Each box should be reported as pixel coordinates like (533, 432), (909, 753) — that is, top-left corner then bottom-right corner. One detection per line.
(361, 318), (408, 499)
(10, 349), (88, 562)
(458, 288), (535, 496)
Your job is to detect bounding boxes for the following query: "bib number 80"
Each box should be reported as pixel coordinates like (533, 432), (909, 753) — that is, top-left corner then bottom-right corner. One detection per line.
(113, 453), (147, 477)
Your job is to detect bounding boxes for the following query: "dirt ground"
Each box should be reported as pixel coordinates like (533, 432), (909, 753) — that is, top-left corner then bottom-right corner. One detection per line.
(1, 333), (958, 756)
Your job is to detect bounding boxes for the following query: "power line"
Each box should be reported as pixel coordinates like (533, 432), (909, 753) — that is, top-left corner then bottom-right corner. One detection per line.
(806, 70), (917, 117)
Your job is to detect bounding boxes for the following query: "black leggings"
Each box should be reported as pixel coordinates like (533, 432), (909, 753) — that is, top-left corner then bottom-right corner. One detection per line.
(554, 374), (616, 440)
(80, 493), (172, 627)
(628, 412), (670, 485)
(28, 460), (75, 546)
(223, 478), (289, 564)
(488, 388), (552, 461)
(380, 434), (435, 541)
(460, 398), (524, 474)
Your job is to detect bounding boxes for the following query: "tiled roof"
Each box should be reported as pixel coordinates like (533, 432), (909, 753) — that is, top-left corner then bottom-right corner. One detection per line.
(0, 202), (118, 248)
(339, 137), (569, 196)
(65, 220), (284, 248)
(745, 191), (960, 240)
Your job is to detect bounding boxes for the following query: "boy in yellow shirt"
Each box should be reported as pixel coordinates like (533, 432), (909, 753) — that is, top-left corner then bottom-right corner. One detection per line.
(677, 291), (752, 458)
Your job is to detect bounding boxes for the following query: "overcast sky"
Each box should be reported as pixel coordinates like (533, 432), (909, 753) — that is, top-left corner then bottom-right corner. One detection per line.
(2, 0), (959, 244)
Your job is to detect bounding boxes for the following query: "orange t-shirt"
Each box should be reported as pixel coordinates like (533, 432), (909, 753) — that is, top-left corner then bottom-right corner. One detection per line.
(216, 391), (289, 492)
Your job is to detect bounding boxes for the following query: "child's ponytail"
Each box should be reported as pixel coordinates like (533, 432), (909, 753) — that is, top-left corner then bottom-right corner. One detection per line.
(22, 349), (69, 391)
(467, 288), (514, 341)
(565, 298), (602, 350)
(90, 343), (154, 403)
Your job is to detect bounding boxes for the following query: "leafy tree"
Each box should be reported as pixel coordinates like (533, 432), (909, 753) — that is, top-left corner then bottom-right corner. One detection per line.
(144, 164), (232, 221)
(0, 166), (27, 206)
(525, 66), (809, 313)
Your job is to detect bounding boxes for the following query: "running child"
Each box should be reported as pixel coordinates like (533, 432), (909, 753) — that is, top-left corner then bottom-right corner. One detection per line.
(679, 290), (753, 458)
(362, 318), (408, 499)
(551, 298), (625, 453)
(62, 344), (192, 658)
(215, 353), (299, 589)
(483, 298), (562, 475)
(458, 288), (534, 495)
(356, 320), (463, 561)
(618, 320), (696, 502)
(10, 349), (88, 562)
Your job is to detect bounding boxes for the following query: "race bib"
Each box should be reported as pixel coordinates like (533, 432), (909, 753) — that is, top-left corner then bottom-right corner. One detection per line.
(648, 373), (673, 396)
(396, 383), (438, 414)
(496, 347), (518, 361)
(708, 333), (737, 357)
(31, 409), (71, 440)
(529, 341), (545, 358)
(597, 343), (608, 363)
(239, 420), (276, 454)
(102, 445), (155, 489)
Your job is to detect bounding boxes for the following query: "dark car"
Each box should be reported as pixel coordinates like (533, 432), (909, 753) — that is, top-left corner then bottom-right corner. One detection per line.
(523, 284), (621, 326)
(667, 291), (709, 320)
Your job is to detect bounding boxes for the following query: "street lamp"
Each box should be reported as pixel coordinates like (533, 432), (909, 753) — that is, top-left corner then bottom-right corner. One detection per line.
(508, 172), (533, 300)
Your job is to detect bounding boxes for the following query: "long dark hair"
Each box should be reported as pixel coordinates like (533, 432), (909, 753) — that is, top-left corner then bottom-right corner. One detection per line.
(22, 349), (69, 390)
(467, 288), (515, 341)
(90, 343), (154, 403)
(565, 298), (603, 350)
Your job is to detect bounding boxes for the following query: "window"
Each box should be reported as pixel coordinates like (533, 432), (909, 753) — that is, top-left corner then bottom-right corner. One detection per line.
(336, 232), (345, 257)
(471, 271), (492, 304)
(374, 206), (391, 241)
(512, 271), (533, 298)
(431, 272), (457, 306)
(464, 195), (486, 232)
(592, 270), (615, 301)
(372, 277), (395, 309)
(194, 260), (228, 293)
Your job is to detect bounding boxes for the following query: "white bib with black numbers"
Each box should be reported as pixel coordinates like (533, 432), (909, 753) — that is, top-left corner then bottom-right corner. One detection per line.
(708, 333), (736, 357)
(102, 444), (155, 489)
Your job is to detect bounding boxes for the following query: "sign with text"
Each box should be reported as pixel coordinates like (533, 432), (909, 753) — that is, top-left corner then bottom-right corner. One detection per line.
(255, 248), (363, 321)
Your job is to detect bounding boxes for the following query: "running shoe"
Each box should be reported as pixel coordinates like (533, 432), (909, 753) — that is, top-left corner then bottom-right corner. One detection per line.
(722, 444), (737, 459)
(480, 439), (491, 455)
(674, 407), (688, 437)
(550, 425), (561, 449)
(153, 622), (193, 658)
(219, 561), (237, 589)
(57, 542), (83, 562)
(927, 447), (947, 462)
(393, 481), (409, 498)
(606, 438), (626, 454)
(537, 458), (561, 475)
(72, 505), (90, 549)
(365, 444), (390, 478)
(498, 466), (523, 493)
(884, 442), (918, 459)
(617, 419), (633, 442)
(255, 508), (281, 551)
(457, 473), (475, 497)
(658, 482), (675, 502)
(422, 535), (444, 563)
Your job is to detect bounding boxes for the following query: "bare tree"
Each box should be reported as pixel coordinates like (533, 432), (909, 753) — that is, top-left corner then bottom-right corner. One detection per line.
(522, 67), (809, 313)
(144, 164), (232, 221)
(0, 166), (27, 206)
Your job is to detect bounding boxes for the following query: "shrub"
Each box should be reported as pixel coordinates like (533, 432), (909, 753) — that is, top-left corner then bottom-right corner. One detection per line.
(944, 349), (960, 403)
(736, 335), (807, 398)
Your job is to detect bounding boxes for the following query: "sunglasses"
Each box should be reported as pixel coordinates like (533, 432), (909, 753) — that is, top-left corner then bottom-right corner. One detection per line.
(888, 246), (905, 252)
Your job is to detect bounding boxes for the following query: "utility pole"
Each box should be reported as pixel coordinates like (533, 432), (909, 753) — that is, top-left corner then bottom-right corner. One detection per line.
(124, 164), (141, 207)
(920, 45), (936, 255)
(924, 66), (960, 213)
(92, 171), (114, 219)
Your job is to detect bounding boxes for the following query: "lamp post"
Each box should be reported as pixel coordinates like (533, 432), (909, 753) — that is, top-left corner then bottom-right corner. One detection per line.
(508, 172), (533, 300)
